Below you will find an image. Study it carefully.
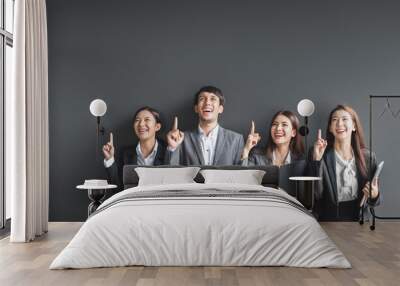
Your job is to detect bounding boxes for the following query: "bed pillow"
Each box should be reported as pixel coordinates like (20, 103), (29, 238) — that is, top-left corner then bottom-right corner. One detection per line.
(135, 167), (201, 186)
(200, 169), (266, 185)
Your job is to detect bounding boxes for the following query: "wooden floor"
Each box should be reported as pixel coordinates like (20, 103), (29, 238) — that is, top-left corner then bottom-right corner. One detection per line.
(0, 222), (399, 286)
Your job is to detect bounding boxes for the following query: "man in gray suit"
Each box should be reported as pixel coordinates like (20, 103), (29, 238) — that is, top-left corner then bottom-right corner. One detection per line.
(165, 86), (244, 165)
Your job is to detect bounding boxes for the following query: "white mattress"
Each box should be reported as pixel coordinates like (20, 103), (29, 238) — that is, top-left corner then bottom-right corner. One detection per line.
(50, 183), (351, 269)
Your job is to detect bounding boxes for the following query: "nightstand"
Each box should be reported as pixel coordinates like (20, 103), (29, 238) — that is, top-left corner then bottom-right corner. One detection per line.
(289, 176), (321, 211)
(76, 184), (117, 217)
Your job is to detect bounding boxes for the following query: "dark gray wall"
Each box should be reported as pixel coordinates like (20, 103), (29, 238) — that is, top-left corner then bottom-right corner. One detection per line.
(47, 0), (400, 221)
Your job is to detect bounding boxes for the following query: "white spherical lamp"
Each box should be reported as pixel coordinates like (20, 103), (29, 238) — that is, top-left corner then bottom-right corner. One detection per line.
(297, 99), (315, 117)
(89, 99), (107, 117)
(297, 99), (315, 159)
(89, 99), (107, 160)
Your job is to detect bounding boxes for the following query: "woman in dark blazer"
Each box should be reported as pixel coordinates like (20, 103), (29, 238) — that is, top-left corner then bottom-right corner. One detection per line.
(308, 105), (380, 221)
(103, 106), (166, 191)
(241, 110), (304, 166)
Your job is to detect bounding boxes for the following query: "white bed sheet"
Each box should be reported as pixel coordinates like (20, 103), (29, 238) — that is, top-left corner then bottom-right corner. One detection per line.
(50, 183), (350, 269)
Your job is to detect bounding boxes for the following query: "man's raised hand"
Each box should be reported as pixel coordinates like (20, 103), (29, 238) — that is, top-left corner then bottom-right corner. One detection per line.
(242, 121), (261, 159)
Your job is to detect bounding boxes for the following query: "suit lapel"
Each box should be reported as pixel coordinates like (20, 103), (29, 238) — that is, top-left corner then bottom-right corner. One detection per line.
(124, 147), (138, 165)
(189, 131), (205, 165)
(153, 141), (163, 165)
(213, 127), (226, 165)
(356, 152), (368, 201)
(325, 148), (338, 202)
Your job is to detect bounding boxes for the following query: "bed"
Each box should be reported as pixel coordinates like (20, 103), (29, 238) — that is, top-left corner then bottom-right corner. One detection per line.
(50, 165), (351, 269)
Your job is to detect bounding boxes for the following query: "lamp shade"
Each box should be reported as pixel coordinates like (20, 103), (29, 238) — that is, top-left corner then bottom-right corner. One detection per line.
(89, 99), (107, 117)
(297, 99), (315, 117)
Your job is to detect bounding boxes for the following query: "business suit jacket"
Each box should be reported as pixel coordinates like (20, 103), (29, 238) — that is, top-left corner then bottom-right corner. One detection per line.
(105, 139), (166, 191)
(241, 147), (304, 166)
(241, 147), (306, 196)
(165, 127), (244, 165)
(307, 147), (380, 221)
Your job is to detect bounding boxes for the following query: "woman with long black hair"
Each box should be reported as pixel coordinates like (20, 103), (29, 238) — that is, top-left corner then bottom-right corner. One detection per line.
(241, 110), (304, 166)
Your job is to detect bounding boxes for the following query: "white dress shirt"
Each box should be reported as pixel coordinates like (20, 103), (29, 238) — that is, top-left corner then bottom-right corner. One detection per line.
(198, 125), (219, 165)
(272, 150), (291, 165)
(335, 151), (358, 202)
(136, 140), (159, 166)
(104, 140), (159, 167)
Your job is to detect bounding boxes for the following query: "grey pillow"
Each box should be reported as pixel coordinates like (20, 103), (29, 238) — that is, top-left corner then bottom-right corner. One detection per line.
(135, 167), (201, 186)
(200, 169), (266, 185)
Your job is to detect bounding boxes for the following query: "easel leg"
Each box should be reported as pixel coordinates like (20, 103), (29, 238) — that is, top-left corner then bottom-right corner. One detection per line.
(359, 206), (364, 225)
(370, 207), (376, 231)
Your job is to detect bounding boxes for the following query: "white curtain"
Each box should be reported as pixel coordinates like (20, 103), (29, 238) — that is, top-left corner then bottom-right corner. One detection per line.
(8, 0), (49, 242)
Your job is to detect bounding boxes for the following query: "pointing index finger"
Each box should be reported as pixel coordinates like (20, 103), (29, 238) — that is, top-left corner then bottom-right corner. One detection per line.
(250, 120), (255, 134)
(317, 129), (322, 140)
(110, 132), (113, 145)
(173, 116), (178, 131)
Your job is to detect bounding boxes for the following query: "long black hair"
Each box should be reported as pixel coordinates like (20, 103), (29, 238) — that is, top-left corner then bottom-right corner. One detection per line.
(265, 110), (304, 160)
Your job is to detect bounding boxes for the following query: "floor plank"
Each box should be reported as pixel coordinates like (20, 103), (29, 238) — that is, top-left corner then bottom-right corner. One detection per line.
(0, 222), (399, 286)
